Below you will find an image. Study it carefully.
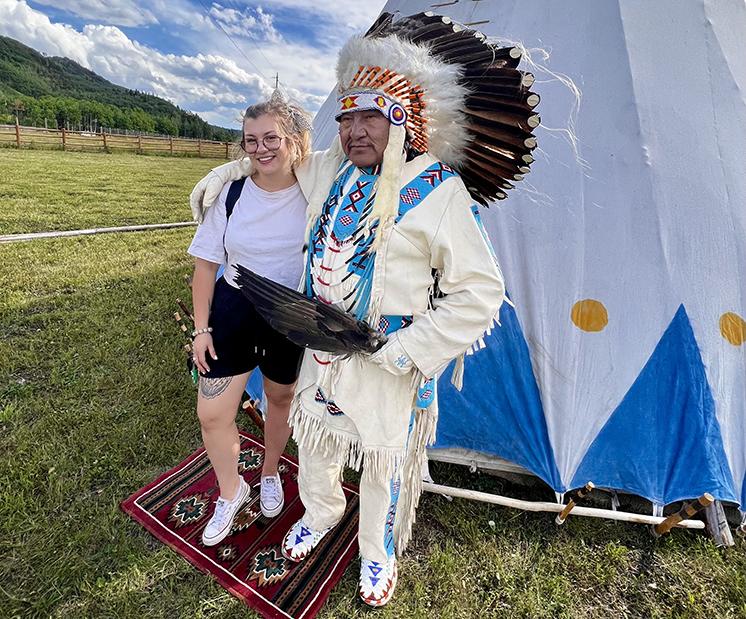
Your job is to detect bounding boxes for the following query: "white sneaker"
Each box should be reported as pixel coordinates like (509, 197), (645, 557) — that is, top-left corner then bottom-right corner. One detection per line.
(260, 473), (284, 517)
(359, 556), (398, 607)
(201, 477), (250, 547)
(281, 518), (333, 562)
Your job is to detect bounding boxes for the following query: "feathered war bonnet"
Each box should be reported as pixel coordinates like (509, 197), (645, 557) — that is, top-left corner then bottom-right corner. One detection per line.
(306, 12), (541, 246)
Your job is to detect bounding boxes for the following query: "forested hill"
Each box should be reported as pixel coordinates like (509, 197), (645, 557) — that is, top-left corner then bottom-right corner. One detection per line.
(0, 36), (238, 141)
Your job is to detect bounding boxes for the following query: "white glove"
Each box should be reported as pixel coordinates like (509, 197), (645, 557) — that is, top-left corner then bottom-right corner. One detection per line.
(368, 332), (415, 376)
(189, 158), (253, 223)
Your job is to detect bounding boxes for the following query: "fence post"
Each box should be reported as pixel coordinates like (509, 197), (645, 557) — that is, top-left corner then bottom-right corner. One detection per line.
(61, 126), (66, 151)
(198, 139), (202, 157)
(102, 130), (108, 151)
(137, 134), (142, 154)
(15, 118), (21, 148)
(170, 135), (174, 155)
(225, 141), (229, 158)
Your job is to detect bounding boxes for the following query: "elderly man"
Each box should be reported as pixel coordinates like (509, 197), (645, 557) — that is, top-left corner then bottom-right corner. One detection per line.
(191, 12), (540, 607)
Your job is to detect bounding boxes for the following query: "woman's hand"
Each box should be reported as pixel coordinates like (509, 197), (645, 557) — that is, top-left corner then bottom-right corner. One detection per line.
(192, 332), (218, 374)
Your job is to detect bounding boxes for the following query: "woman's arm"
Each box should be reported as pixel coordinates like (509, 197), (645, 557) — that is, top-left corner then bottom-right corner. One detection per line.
(191, 258), (220, 374)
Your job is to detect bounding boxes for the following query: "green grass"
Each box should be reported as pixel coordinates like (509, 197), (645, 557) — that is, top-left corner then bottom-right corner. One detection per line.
(0, 149), (220, 235)
(1, 153), (746, 618)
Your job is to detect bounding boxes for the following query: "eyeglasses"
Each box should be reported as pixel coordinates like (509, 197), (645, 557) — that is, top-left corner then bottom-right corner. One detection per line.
(241, 135), (284, 153)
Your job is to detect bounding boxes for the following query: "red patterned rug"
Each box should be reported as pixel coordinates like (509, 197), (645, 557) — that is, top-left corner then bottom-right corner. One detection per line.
(121, 431), (359, 619)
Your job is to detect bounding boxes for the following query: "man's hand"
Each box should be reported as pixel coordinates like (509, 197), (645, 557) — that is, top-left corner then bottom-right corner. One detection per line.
(189, 158), (253, 222)
(368, 332), (415, 376)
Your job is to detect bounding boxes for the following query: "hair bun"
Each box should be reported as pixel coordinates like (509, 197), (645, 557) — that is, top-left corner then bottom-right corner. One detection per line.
(270, 88), (313, 133)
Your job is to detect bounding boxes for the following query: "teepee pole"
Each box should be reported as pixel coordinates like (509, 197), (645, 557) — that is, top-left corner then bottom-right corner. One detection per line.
(423, 482), (705, 530)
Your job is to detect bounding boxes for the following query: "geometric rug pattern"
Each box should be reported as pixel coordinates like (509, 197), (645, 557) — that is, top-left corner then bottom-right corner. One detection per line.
(121, 432), (359, 619)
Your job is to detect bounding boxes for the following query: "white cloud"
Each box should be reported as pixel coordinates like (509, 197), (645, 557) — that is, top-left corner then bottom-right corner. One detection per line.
(30, 0), (157, 27)
(248, 0), (382, 31)
(0, 0), (387, 127)
(208, 3), (280, 42)
(0, 0), (272, 125)
(2, 0), (88, 63)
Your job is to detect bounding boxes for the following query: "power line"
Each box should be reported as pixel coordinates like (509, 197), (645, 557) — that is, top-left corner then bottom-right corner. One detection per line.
(223, 0), (283, 83)
(195, 0), (275, 88)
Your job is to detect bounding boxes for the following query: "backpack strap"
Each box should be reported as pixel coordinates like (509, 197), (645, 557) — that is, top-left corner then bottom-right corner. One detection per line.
(225, 177), (247, 221)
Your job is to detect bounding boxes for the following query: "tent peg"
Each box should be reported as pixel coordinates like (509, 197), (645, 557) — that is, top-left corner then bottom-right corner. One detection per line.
(555, 481), (594, 525)
(242, 398), (265, 431)
(652, 493), (713, 537)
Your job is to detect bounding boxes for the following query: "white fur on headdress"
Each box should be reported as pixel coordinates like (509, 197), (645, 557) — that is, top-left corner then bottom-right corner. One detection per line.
(336, 34), (470, 167)
(370, 123), (406, 249)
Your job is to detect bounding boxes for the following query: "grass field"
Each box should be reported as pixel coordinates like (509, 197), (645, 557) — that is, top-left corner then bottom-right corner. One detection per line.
(1, 150), (745, 618)
(0, 149), (216, 235)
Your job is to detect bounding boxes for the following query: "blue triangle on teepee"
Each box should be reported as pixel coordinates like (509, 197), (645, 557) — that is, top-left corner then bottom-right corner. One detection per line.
(571, 304), (737, 505)
(436, 294), (562, 491)
(294, 535), (303, 545)
(370, 578), (380, 587)
(369, 565), (382, 577)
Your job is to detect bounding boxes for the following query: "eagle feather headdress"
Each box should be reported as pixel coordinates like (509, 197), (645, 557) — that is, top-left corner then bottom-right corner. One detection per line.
(329, 11), (539, 210)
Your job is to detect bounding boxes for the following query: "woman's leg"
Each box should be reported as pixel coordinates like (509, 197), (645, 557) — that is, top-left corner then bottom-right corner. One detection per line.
(261, 376), (295, 476)
(197, 372), (250, 499)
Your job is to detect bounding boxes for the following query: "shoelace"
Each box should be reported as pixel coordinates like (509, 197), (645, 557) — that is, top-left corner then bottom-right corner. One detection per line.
(261, 478), (281, 504)
(211, 497), (231, 528)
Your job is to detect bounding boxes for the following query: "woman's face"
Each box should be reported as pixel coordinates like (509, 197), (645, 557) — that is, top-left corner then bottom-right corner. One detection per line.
(242, 113), (293, 177)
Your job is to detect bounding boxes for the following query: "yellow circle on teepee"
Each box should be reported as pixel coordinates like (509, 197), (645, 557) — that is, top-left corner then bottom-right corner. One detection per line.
(571, 299), (609, 332)
(719, 312), (746, 346)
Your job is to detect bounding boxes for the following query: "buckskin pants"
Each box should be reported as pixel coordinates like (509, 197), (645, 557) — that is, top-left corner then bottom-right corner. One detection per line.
(297, 416), (401, 563)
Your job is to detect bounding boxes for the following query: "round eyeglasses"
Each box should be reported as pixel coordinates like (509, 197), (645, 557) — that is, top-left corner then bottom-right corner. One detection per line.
(241, 135), (284, 153)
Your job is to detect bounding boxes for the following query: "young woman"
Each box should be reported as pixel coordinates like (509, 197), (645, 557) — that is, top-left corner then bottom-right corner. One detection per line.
(187, 96), (311, 546)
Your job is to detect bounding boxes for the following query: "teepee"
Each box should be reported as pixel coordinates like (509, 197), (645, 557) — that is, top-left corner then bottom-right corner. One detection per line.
(311, 0), (746, 523)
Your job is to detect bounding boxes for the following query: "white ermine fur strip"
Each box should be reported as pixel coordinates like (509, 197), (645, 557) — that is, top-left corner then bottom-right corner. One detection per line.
(370, 123), (406, 250)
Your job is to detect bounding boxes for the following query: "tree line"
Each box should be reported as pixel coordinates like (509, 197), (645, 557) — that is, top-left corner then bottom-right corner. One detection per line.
(0, 93), (238, 141)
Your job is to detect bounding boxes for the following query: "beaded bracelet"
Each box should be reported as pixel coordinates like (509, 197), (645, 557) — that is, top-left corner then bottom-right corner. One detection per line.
(192, 327), (213, 338)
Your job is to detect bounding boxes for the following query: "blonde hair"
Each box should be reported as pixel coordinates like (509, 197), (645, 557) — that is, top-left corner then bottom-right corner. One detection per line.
(240, 99), (312, 170)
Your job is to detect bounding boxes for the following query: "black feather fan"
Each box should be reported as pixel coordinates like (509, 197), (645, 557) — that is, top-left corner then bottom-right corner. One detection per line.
(233, 265), (388, 355)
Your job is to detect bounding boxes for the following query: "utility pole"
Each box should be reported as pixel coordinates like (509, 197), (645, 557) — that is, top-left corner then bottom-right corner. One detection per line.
(274, 73), (279, 89)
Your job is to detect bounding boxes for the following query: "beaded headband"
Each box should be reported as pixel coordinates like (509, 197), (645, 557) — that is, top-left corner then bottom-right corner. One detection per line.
(334, 89), (407, 126)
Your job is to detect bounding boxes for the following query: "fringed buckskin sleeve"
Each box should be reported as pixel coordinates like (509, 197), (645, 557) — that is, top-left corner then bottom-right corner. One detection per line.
(395, 180), (505, 379)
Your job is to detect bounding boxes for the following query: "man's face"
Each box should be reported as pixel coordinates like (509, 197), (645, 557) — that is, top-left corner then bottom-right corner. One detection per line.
(338, 110), (391, 168)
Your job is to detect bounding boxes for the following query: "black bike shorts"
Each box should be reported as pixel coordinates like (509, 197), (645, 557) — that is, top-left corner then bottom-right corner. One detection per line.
(201, 276), (303, 385)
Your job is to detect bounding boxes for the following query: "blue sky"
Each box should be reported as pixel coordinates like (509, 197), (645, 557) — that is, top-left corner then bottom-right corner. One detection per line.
(0, 0), (386, 127)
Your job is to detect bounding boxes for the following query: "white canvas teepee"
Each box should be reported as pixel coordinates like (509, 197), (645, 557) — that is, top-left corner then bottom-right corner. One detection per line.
(312, 0), (746, 516)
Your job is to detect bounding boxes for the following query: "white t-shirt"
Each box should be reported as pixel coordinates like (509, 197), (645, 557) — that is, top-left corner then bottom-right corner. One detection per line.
(188, 176), (307, 289)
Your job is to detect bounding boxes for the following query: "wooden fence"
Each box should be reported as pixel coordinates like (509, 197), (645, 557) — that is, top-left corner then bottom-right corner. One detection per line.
(0, 123), (234, 159)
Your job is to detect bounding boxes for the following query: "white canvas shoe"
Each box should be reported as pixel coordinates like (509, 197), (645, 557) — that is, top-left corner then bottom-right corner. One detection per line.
(359, 556), (398, 607)
(280, 518), (333, 562)
(201, 477), (250, 547)
(260, 473), (284, 517)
